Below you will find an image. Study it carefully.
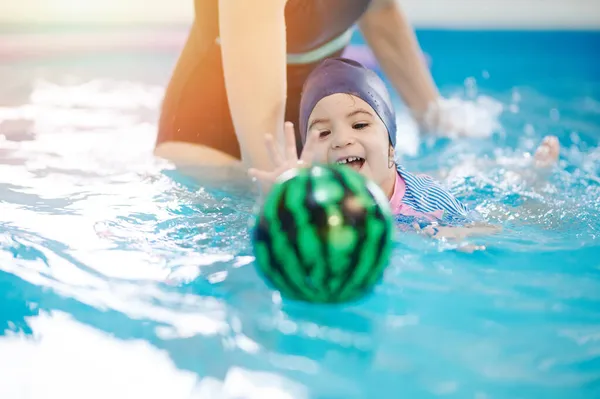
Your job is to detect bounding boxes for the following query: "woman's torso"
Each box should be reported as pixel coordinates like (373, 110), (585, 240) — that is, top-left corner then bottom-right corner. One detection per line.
(194, 0), (373, 55)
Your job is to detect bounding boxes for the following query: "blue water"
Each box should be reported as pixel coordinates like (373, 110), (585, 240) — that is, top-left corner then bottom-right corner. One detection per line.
(1, 29), (600, 398)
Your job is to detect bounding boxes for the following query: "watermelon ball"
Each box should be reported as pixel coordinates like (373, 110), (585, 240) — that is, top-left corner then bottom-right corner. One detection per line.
(252, 164), (394, 304)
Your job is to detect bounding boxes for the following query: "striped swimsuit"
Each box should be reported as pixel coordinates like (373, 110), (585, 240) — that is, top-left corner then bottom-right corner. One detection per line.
(390, 165), (471, 224)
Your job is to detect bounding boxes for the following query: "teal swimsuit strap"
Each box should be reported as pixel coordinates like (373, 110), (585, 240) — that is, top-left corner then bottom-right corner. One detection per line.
(215, 26), (355, 66)
(286, 27), (355, 65)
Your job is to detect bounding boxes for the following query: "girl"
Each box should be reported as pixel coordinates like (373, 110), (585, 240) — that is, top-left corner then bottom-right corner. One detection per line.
(249, 57), (500, 240)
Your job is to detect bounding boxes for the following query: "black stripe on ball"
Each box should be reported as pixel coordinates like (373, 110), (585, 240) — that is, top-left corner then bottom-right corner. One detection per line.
(303, 173), (332, 294)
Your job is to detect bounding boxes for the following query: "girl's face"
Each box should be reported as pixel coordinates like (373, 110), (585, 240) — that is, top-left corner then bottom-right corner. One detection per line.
(306, 93), (397, 196)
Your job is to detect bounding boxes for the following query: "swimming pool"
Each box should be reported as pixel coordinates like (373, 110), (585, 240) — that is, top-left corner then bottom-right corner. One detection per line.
(1, 28), (599, 399)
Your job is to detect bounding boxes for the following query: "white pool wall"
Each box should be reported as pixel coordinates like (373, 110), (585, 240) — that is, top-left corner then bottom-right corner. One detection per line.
(0, 0), (599, 30)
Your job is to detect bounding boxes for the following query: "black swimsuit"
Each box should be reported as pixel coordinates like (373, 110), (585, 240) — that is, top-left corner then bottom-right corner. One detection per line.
(156, 0), (372, 158)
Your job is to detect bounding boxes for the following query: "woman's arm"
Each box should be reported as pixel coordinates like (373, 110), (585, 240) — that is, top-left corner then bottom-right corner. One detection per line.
(218, 0), (288, 172)
(358, 0), (440, 127)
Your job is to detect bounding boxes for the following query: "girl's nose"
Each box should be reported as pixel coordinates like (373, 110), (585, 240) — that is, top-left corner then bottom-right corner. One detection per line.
(332, 129), (354, 148)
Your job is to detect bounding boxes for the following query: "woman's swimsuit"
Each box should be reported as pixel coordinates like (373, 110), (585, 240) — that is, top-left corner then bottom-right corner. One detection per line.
(156, 0), (373, 158)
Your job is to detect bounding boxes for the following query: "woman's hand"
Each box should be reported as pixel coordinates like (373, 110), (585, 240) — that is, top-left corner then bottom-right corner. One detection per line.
(248, 121), (319, 192)
(420, 96), (503, 139)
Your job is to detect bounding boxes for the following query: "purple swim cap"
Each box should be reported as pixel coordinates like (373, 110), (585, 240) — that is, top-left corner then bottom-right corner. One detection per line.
(299, 57), (397, 147)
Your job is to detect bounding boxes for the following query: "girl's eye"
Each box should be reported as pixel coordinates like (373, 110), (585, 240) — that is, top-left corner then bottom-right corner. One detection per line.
(353, 123), (369, 130)
(319, 130), (331, 138)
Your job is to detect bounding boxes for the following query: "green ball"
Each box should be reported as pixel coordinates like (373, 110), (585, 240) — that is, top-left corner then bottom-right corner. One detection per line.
(252, 164), (394, 304)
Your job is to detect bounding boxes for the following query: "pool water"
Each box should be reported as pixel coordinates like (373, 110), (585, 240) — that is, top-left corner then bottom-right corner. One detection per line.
(1, 29), (599, 399)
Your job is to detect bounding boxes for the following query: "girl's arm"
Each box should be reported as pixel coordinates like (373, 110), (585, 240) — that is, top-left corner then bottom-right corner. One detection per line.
(424, 223), (503, 241)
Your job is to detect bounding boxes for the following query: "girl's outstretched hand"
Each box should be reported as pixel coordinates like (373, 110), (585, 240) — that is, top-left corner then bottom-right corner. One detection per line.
(248, 121), (319, 192)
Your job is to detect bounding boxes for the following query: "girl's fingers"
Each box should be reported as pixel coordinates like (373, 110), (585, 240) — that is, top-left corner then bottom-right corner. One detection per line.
(248, 168), (275, 182)
(300, 128), (319, 163)
(283, 122), (299, 162)
(264, 134), (284, 166)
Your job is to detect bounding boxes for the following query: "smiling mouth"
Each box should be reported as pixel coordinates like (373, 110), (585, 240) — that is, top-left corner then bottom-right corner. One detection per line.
(336, 156), (365, 171)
